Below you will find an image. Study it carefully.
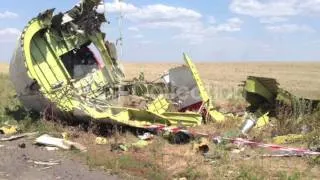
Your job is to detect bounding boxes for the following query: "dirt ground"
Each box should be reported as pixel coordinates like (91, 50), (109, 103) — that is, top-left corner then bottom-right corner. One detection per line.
(0, 135), (119, 180)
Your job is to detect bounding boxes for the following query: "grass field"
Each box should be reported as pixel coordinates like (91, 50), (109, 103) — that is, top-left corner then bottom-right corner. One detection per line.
(1, 62), (320, 179)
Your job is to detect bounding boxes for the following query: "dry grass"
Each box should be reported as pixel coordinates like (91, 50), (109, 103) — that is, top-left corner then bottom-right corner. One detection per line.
(0, 63), (9, 74)
(71, 124), (320, 180)
(2, 61), (320, 179)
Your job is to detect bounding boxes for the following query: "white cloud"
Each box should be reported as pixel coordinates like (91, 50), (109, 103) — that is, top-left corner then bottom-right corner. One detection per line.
(230, 0), (298, 18)
(299, 0), (320, 14)
(266, 24), (315, 33)
(260, 17), (288, 24)
(106, 0), (243, 45)
(173, 33), (204, 45)
(0, 11), (18, 19)
(128, 27), (140, 32)
(106, 0), (202, 29)
(0, 28), (20, 43)
(207, 16), (216, 24)
(214, 18), (243, 32)
(105, 0), (202, 23)
(132, 34), (144, 39)
(230, 0), (320, 23)
(309, 39), (320, 45)
(258, 43), (274, 53)
(0, 28), (20, 36)
(127, 4), (202, 23)
(138, 40), (152, 45)
(105, 0), (137, 14)
(173, 18), (243, 44)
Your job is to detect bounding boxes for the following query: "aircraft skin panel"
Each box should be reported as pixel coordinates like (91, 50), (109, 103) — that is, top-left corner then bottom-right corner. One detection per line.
(33, 34), (68, 82)
(10, 5), (204, 129)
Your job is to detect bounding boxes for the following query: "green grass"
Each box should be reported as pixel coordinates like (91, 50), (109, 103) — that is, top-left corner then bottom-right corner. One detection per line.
(277, 171), (302, 180)
(236, 167), (266, 180)
(0, 74), (20, 124)
(175, 166), (206, 180)
(0, 73), (62, 134)
(86, 151), (167, 179)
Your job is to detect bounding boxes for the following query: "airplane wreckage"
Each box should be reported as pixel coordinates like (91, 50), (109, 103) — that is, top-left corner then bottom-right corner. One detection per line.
(9, 0), (224, 129)
(9, 0), (320, 133)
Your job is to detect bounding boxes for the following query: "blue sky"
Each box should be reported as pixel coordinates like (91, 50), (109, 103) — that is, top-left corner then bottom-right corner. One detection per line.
(1, 0), (320, 62)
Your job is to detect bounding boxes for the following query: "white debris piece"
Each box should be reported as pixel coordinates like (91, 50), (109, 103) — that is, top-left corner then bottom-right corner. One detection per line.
(45, 147), (60, 151)
(0, 132), (38, 142)
(138, 133), (154, 140)
(35, 134), (86, 152)
(33, 160), (60, 166)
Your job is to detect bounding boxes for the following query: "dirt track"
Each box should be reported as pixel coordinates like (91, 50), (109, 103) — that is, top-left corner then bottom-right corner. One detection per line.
(0, 136), (119, 180)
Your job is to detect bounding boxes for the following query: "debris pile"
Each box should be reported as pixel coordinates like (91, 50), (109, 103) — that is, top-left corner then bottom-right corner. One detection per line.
(10, 0), (225, 130)
(4, 1), (320, 176)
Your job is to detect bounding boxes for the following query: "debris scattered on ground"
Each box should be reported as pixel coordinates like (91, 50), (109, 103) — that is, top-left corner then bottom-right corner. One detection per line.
(0, 125), (19, 136)
(119, 144), (129, 152)
(0, 132), (38, 142)
(203, 151), (222, 162)
(231, 147), (245, 154)
(61, 132), (70, 140)
(262, 153), (304, 158)
(35, 134), (86, 152)
(225, 137), (320, 156)
(4, 0), (320, 178)
(240, 112), (270, 135)
(212, 136), (223, 144)
(168, 131), (192, 144)
(273, 134), (305, 144)
(255, 112), (270, 129)
(95, 137), (108, 145)
(0, 172), (8, 177)
(110, 143), (128, 152)
(132, 140), (149, 149)
(240, 113), (257, 135)
(173, 177), (187, 180)
(192, 137), (210, 154)
(18, 143), (26, 148)
(32, 160), (61, 166)
(308, 137), (320, 152)
(242, 76), (320, 127)
(138, 132), (154, 141)
(35, 134), (69, 149)
(145, 124), (320, 158)
(38, 166), (54, 171)
(45, 147), (59, 151)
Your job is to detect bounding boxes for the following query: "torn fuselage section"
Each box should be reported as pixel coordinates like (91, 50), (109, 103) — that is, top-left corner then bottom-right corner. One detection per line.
(10, 1), (224, 129)
(10, 1), (123, 117)
(241, 76), (320, 133)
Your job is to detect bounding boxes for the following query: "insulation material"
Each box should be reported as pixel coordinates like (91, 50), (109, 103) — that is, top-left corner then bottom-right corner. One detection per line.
(168, 66), (201, 109)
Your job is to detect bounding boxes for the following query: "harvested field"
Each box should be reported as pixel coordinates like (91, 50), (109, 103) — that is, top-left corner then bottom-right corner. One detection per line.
(3, 62), (320, 99)
(124, 62), (320, 99)
(0, 63), (9, 74)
